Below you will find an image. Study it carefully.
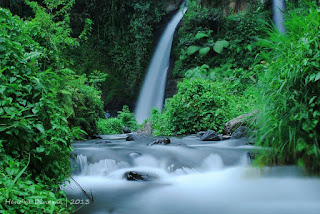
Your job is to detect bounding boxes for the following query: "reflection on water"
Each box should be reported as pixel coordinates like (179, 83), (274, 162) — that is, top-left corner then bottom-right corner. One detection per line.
(64, 135), (320, 214)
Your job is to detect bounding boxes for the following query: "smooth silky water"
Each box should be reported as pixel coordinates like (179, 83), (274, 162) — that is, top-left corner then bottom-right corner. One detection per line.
(64, 135), (320, 214)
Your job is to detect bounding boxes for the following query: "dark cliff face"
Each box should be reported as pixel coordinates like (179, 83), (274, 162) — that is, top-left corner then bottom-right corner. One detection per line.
(164, 0), (183, 13)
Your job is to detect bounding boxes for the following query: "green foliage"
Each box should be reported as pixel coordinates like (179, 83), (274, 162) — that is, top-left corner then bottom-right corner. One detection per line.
(186, 45), (201, 55)
(151, 78), (241, 135)
(213, 40), (229, 54)
(172, 1), (269, 77)
(97, 118), (123, 135)
(97, 106), (138, 134)
(0, 2), (103, 212)
(62, 70), (105, 136)
(252, 2), (320, 173)
(66, 0), (167, 108)
(0, 143), (72, 213)
(117, 106), (138, 131)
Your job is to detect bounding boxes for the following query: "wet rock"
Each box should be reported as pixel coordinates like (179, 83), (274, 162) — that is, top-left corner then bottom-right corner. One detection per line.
(123, 127), (131, 134)
(147, 138), (171, 146)
(126, 133), (153, 142)
(199, 130), (221, 141)
(196, 131), (207, 138)
(137, 120), (153, 135)
(126, 135), (135, 141)
(223, 112), (257, 135)
(124, 171), (151, 181)
(231, 126), (249, 139)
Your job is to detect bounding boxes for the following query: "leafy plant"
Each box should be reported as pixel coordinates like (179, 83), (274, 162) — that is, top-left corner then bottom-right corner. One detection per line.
(151, 78), (240, 135)
(0, 2), (103, 212)
(252, 2), (320, 173)
(97, 118), (123, 135)
(117, 105), (138, 131)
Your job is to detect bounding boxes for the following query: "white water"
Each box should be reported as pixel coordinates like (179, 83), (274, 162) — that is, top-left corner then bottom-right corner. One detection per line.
(135, 8), (187, 124)
(272, 0), (285, 33)
(65, 136), (320, 214)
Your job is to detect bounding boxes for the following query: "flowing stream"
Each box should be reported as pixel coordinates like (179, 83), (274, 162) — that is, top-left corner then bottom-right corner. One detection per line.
(65, 135), (320, 214)
(134, 7), (187, 124)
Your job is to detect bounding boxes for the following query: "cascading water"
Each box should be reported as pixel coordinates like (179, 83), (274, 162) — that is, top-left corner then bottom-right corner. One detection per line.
(65, 136), (320, 214)
(135, 7), (187, 124)
(272, 0), (286, 33)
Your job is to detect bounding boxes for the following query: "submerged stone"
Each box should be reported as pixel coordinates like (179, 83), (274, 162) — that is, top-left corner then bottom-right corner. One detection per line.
(199, 130), (221, 141)
(147, 138), (171, 146)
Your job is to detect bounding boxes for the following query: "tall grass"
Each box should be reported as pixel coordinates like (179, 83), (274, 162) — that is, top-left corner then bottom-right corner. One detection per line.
(252, 2), (320, 173)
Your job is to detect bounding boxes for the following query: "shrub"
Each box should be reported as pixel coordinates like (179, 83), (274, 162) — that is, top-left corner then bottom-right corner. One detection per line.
(152, 78), (238, 135)
(63, 70), (105, 137)
(0, 142), (72, 213)
(0, 2), (102, 212)
(97, 106), (138, 135)
(97, 118), (123, 135)
(252, 2), (320, 173)
(117, 105), (138, 131)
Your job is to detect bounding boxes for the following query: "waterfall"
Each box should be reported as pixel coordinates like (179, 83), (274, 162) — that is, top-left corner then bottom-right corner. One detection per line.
(272, 0), (285, 33)
(135, 7), (187, 124)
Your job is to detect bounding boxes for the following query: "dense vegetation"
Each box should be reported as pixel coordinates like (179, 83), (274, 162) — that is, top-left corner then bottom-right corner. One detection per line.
(253, 1), (320, 173)
(66, 0), (169, 110)
(0, 1), (104, 212)
(151, 0), (269, 135)
(97, 106), (138, 135)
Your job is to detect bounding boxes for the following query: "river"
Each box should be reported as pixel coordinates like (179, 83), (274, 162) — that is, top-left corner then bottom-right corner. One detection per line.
(64, 135), (320, 214)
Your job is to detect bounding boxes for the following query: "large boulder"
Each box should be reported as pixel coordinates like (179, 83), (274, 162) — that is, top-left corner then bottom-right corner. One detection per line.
(124, 171), (151, 181)
(137, 120), (153, 135)
(199, 130), (221, 141)
(231, 126), (249, 139)
(196, 131), (207, 138)
(223, 112), (257, 135)
(147, 138), (171, 146)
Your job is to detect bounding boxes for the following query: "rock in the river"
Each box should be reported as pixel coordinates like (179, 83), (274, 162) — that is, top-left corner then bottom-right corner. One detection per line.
(124, 171), (151, 181)
(126, 134), (135, 141)
(223, 112), (257, 135)
(196, 131), (207, 138)
(137, 120), (153, 135)
(147, 138), (171, 146)
(123, 127), (131, 134)
(199, 130), (221, 141)
(126, 133), (153, 142)
(231, 126), (249, 139)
